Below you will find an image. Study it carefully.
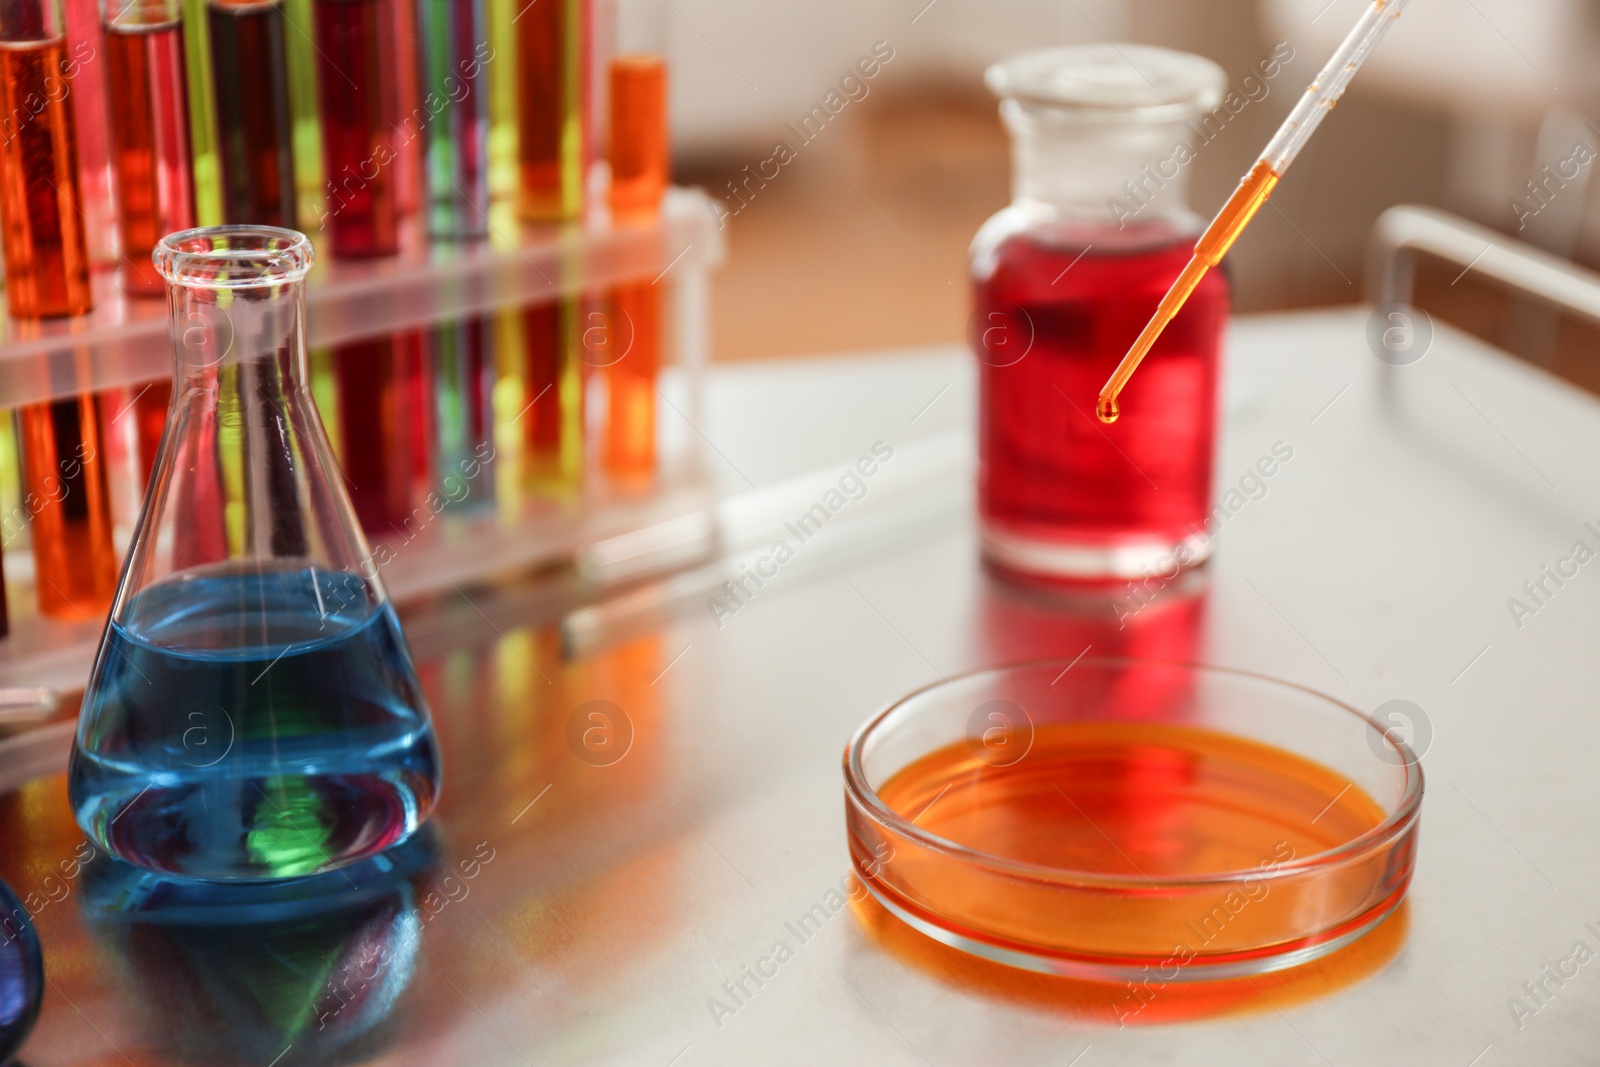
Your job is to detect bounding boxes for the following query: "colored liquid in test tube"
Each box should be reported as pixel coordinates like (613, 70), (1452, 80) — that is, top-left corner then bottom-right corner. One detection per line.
(313, 0), (400, 256)
(336, 335), (427, 535)
(311, 0), (418, 533)
(208, 0), (296, 226)
(600, 0), (667, 478)
(522, 299), (582, 485)
(180, 0), (222, 224)
(433, 315), (494, 510)
(283, 0), (326, 228)
(600, 284), (658, 477)
(105, 0), (196, 296)
(415, 0), (492, 483)
(18, 395), (118, 619)
(516, 0), (589, 221)
(134, 379), (173, 484)
(607, 53), (666, 219)
(63, 0), (115, 268)
(417, 0), (490, 238)
(0, 0), (120, 620)
(485, 0), (518, 202)
(0, 0), (92, 318)
(386, 0), (423, 216)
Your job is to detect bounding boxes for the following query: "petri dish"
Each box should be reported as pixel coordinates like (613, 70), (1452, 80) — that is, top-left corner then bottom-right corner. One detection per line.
(843, 658), (1423, 981)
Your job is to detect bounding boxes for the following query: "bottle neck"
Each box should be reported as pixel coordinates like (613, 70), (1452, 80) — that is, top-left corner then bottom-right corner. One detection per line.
(1004, 100), (1198, 229)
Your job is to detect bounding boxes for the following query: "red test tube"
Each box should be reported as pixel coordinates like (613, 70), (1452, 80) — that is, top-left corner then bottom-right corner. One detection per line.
(104, 0), (196, 296)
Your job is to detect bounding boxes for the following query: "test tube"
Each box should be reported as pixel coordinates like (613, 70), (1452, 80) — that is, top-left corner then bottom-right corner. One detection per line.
(433, 315), (494, 513)
(104, 0), (196, 296)
(600, 283), (658, 478)
(18, 395), (118, 620)
(607, 0), (665, 221)
(309, 0), (415, 531)
(134, 378), (172, 484)
(0, 0), (93, 318)
(0, 418), (17, 638)
(0, 1), (117, 619)
(515, 0), (589, 221)
(62, 0), (115, 268)
(180, 0), (221, 224)
(335, 337), (419, 535)
(312, 0), (399, 256)
(385, 0), (422, 216)
(208, 0), (295, 226)
(485, 0), (516, 203)
(416, 0), (492, 498)
(599, 0), (666, 478)
(283, 0), (325, 230)
(416, 0), (490, 238)
(521, 297), (583, 487)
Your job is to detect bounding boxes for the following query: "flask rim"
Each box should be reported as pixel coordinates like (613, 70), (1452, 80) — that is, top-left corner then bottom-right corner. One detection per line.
(154, 226), (315, 290)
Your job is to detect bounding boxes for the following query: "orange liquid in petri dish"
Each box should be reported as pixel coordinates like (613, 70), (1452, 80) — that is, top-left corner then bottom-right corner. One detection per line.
(873, 721), (1386, 962)
(608, 52), (667, 219)
(1097, 161), (1280, 424)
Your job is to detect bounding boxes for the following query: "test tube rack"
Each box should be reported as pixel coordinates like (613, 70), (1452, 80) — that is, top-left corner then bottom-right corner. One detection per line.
(0, 187), (724, 694)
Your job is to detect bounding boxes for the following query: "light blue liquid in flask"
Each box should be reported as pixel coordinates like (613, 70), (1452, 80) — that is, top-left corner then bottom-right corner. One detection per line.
(69, 227), (440, 881)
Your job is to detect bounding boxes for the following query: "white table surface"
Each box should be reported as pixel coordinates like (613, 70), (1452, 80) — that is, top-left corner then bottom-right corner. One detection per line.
(20, 306), (1600, 1067)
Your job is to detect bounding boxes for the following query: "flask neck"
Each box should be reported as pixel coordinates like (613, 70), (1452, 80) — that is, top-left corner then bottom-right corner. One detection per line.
(157, 227), (316, 389)
(1004, 100), (1198, 229)
(170, 277), (309, 388)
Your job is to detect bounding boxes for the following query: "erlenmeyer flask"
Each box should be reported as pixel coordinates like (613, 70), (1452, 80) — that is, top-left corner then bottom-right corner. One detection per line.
(69, 226), (441, 881)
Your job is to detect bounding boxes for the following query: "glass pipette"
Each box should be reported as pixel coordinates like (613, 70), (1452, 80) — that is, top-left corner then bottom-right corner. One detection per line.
(1096, 0), (1413, 423)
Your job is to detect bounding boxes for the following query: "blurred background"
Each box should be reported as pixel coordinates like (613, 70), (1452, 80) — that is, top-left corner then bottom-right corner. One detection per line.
(667, 0), (1600, 390)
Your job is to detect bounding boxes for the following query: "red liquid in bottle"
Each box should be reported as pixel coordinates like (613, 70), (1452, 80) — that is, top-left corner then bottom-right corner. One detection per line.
(973, 224), (1227, 581)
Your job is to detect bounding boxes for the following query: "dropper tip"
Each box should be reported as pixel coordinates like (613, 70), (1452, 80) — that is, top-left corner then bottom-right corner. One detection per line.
(1095, 395), (1120, 424)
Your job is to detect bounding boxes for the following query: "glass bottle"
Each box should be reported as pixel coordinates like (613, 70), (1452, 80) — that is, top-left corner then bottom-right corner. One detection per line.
(973, 46), (1227, 584)
(69, 227), (441, 882)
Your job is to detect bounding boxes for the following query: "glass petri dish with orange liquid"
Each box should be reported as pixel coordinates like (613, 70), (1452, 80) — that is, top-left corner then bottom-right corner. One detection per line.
(843, 658), (1422, 980)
